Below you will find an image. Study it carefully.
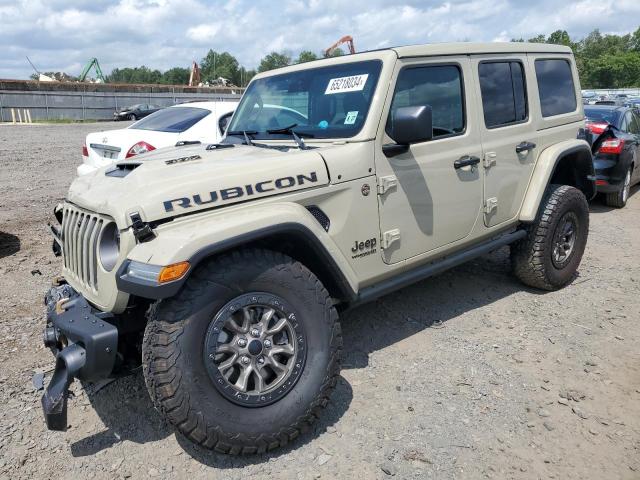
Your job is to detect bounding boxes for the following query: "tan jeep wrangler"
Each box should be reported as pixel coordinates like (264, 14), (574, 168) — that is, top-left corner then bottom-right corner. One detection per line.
(42, 42), (595, 454)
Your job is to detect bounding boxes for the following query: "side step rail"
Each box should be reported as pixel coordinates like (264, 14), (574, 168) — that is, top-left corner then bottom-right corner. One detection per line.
(353, 229), (527, 308)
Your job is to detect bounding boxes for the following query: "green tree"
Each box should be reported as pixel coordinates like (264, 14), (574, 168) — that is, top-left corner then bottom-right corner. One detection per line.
(527, 34), (547, 43)
(296, 50), (319, 64)
(235, 66), (256, 87)
(200, 50), (240, 84)
(583, 52), (640, 88)
(161, 67), (190, 85)
(326, 47), (344, 57)
(547, 30), (578, 52)
(257, 51), (291, 72)
(630, 27), (640, 52)
(107, 66), (162, 84)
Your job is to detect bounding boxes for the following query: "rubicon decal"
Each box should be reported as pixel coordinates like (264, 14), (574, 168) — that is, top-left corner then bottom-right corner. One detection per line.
(163, 172), (319, 212)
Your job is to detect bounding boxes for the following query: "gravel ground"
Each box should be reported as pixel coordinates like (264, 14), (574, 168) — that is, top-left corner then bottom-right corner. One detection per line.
(0, 122), (639, 480)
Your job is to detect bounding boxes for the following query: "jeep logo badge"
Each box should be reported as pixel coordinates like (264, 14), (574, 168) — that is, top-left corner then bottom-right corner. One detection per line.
(351, 237), (377, 259)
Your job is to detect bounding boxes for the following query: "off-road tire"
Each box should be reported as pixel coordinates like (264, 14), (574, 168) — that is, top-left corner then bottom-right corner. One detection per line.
(142, 249), (342, 454)
(604, 165), (632, 208)
(511, 184), (589, 291)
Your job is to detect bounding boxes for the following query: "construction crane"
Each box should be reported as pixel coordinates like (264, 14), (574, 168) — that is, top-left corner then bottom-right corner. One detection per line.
(188, 61), (201, 86)
(78, 58), (105, 83)
(26, 56), (54, 82)
(324, 35), (356, 57)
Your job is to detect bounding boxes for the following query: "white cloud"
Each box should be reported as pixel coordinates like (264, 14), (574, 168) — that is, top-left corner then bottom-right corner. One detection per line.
(187, 24), (222, 43)
(1, 0), (639, 79)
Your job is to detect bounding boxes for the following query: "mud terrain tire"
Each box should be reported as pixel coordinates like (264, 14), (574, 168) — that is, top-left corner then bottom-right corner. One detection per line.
(142, 249), (341, 454)
(511, 184), (589, 291)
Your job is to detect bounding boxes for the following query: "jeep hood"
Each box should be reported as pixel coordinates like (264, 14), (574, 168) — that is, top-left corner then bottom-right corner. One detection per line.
(67, 144), (330, 226)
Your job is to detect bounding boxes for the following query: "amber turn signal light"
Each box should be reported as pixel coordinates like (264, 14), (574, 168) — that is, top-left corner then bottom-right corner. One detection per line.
(158, 261), (190, 283)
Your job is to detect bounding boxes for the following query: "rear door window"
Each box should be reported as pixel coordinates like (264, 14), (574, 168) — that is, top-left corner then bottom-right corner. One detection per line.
(131, 107), (210, 133)
(535, 59), (577, 117)
(478, 61), (527, 128)
(629, 112), (640, 134)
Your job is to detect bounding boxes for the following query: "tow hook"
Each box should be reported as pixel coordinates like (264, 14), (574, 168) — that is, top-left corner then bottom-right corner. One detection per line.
(41, 284), (118, 432)
(41, 344), (86, 431)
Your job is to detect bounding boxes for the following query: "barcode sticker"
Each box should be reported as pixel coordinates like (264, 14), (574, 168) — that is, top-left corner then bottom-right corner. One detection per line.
(344, 111), (358, 124)
(325, 74), (368, 94)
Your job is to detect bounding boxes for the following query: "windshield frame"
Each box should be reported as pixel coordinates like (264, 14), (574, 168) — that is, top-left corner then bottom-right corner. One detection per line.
(227, 59), (383, 141)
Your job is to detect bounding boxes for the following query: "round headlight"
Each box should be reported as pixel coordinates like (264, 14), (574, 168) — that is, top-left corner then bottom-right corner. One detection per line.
(99, 223), (120, 271)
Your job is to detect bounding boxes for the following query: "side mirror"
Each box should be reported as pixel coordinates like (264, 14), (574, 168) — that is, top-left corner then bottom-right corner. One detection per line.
(383, 105), (433, 157)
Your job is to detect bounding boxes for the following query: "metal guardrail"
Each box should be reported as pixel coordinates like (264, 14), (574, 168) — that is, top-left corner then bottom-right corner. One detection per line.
(582, 88), (640, 97)
(0, 88), (243, 122)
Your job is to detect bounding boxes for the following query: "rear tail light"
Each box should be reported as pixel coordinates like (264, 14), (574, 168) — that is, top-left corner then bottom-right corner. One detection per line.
(126, 141), (156, 158)
(598, 138), (625, 154)
(595, 179), (609, 186)
(82, 144), (88, 156)
(586, 122), (609, 134)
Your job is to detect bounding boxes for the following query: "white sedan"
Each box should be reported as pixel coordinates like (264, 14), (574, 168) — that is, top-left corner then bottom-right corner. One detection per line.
(78, 100), (238, 176)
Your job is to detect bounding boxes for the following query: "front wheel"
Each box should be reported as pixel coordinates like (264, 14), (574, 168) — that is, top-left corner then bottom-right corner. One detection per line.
(128, 113), (137, 121)
(511, 184), (589, 291)
(142, 249), (341, 454)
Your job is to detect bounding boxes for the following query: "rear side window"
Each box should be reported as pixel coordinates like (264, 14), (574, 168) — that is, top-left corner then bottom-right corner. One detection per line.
(131, 107), (210, 133)
(387, 64), (465, 140)
(535, 59), (577, 117)
(478, 61), (527, 128)
(629, 112), (640, 134)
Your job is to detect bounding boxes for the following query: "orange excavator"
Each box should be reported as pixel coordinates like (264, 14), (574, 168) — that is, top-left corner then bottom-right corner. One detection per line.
(188, 61), (201, 86)
(324, 35), (356, 57)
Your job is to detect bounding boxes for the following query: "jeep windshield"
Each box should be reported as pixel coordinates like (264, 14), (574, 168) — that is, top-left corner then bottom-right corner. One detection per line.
(227, 60), (382, 140)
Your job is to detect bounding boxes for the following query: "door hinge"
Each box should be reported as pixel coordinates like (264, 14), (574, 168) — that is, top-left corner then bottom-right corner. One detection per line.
(484, 197), (498, 214)
(483, 152), (497, 168)
(377, 175), (397, 195)
(381, 229), (401, 249)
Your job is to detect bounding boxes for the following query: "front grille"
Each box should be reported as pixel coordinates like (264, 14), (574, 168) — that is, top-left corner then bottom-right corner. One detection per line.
(61, 204), (111, 292)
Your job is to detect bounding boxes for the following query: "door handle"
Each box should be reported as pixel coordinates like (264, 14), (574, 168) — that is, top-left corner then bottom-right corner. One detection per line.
(515, 141), (536, 153)
(454, 155), (481, 169)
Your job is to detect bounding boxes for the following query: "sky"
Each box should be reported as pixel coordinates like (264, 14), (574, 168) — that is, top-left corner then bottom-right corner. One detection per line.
(1, 0), (639, 80)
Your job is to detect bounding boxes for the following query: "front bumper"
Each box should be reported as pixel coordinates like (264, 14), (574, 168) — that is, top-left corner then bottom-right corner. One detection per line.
(41, 282), (118, 431)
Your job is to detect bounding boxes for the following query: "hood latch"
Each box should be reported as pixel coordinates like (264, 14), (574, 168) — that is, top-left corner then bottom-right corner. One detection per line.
(129, 212), (155, 243)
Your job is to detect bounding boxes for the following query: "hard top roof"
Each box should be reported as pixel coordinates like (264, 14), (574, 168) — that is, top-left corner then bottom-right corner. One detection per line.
(391, 42), (572, 57)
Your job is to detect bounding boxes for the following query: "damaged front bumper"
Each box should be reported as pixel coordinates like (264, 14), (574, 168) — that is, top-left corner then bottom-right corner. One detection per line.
(41, 281), (118, 431)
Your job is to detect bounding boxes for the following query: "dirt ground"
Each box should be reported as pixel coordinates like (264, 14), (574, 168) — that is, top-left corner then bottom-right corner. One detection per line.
(0, 122), (638, 480)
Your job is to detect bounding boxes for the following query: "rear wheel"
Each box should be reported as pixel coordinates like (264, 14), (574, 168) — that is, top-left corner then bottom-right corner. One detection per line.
(604, 165), (632, 208)
(511, 184), (589, 291)
(142, 249), (341, 454)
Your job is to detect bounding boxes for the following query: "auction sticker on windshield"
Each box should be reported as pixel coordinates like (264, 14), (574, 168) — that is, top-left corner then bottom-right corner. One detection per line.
(325, 74), (369, 94)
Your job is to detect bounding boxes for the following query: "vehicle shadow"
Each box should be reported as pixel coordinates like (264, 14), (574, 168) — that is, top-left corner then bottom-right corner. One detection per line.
(70, 246), (558, 464)
(340, 246), (548, 370)
(70, 373), (170, 457)
(589, 185), (640, 214)
(70, 370), (353, 464)
(0, 231), (20, 259)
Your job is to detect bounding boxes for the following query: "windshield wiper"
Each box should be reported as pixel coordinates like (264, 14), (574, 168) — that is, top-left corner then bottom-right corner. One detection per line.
(266, 124), (314, 150)
(226, 130), (258, 146)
